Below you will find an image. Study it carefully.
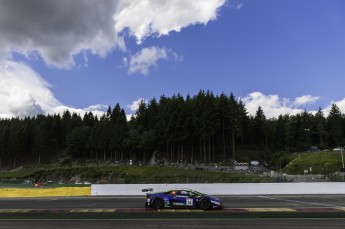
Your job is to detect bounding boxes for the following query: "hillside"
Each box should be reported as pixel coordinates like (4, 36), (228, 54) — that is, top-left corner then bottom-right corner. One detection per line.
(283, 151), (344, 175)
(0, 165), (264, 186)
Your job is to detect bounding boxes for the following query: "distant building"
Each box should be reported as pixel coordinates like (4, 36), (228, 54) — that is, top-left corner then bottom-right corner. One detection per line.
(251, 161), (259, 166)
(233, 162), (249, 171)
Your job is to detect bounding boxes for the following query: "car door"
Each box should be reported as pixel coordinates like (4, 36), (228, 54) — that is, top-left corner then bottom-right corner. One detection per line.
(171, 190), (194, 208)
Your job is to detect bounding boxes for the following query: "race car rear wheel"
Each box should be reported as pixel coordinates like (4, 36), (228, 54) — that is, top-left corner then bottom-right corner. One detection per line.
(198, 198), (211, 210)
(152, 198), (164, 209)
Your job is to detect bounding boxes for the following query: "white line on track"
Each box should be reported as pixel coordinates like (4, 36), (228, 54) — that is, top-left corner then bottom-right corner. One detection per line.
(256, 196), (345, 208)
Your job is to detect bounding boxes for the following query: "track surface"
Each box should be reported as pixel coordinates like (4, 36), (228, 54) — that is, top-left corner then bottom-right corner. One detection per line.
(1, 219), (345, 229)
(2, 195), (345, 209)
(2, 195), (345, 228)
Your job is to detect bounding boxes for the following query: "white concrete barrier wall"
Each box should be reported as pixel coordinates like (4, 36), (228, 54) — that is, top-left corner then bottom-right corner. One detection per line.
(91, 183), (345, 196)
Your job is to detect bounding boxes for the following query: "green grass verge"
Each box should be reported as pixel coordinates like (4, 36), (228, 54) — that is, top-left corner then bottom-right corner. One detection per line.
(283, 151), (344, 174)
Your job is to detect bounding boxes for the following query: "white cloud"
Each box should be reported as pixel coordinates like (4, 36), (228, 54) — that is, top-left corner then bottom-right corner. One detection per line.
(127, 98), (147, 112)
(0, 61), (60, 118)
(53, 105), (107, 118)
(114, 0), (226, 44)
(126, 98), (149, 120)
(0, 0), (228, 118)
(241, 92), (320, 119)
(1, 63), (343, 122)
(322, 98), (345, 117)
(0, 0), (226, 69)
(128, 46), (171, 75)
(294, 95), (320, 106)
(85, 104), (108, 111)
(0, 61), (106, 118)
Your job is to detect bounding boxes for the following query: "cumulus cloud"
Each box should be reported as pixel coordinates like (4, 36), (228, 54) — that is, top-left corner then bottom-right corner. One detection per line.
(0, 0), (124, 68)
(321, 98), (345, 117)
(0, 61), (60, 118)
(114, 0), (226, 44)
(241, 92), (320, 119)
(125, 98), (148, 120)
(0, 1), (229, 118)
(0, 0), (226, 69)
(294, 95), (320, 106)
(128, 46), (177, 75)
(0, 61), (106, 118)
(53, 104), (108, 118)
(127, 98), (147, 112)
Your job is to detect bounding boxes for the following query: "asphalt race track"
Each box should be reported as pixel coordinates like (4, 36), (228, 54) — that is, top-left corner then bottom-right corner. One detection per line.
(2, 195), (345, 228)
(1, 219), (345, 229)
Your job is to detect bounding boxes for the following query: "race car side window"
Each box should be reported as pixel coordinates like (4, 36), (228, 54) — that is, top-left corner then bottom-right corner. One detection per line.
(168, 190), (177, 196)
(178, 190), (190, 197)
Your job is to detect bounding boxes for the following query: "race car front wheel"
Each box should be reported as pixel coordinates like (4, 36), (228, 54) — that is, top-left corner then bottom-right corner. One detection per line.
(152, 198), (164, 209)
(198, 198), (211, 210)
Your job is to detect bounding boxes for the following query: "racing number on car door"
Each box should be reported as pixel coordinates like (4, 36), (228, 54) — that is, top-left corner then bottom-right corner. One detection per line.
(186, 198), (193, 206)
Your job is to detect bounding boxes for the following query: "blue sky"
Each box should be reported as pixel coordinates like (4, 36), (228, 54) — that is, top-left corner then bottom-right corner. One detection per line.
(1, 0), (345, 119)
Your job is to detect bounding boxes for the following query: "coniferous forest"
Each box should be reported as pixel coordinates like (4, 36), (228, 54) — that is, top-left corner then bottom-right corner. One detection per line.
(0, 91), (343, 169)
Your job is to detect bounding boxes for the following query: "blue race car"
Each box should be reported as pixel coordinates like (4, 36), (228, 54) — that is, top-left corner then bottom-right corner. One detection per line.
(142, 188), (223, 210)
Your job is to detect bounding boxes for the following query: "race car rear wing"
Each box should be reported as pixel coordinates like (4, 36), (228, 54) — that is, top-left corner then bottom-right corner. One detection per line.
(142, 188), (153, 193)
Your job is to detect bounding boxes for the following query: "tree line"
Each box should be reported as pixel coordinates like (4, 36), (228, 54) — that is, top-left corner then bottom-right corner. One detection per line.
(0, 90), (344, 168)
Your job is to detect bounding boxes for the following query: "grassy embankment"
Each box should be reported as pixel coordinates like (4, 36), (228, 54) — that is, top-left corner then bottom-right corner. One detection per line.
(0, 165), (263, 186)
(283, 151), (344, 175)
(1, 151), (342, 186)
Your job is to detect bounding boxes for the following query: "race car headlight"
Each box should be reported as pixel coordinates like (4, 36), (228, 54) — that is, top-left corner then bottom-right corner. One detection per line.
(211, 200), (221, 206)
(147, 198), (151, 203)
